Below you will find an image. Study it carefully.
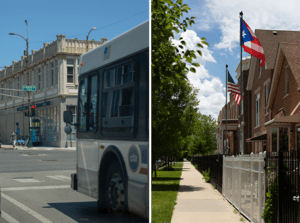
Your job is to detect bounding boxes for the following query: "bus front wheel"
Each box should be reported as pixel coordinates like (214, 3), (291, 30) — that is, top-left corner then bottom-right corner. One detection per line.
(105, 160), (126, 215)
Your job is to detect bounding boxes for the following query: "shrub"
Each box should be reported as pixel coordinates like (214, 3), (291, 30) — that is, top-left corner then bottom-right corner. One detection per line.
(202, 168), (210, 183)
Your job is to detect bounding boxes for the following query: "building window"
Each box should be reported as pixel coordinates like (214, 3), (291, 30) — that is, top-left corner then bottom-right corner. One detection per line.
(67, 60), (74, 83)
(77, 59), (80, 76)
(17, 77), (19, 96)
(67, 105), (77, 141)
(0, 84), (2, 101)
(265, 85), (269, 114)
(285, 68), (289, 95)
(255, 93), (260, 127)
(55, 61), (58, 85)
(50, 63), (54, 86)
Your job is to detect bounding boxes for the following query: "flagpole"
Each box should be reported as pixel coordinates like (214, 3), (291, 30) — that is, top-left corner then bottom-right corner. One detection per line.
(240, 11), (243, 155)
(226, 64), (228, 155)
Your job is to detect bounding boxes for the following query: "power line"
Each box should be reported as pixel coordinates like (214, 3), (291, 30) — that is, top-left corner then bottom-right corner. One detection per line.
(31, 9), (148, 43)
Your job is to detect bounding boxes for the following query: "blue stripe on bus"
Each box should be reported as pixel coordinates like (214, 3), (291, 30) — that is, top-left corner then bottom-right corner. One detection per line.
(139, 145), (148, 164)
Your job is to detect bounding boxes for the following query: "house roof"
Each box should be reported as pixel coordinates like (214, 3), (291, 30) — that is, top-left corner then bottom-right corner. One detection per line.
(256, 30), (300, 69)
(267, 43), (300, 110)
(246, 30), (300, 91)
(265, 112), (300, 126)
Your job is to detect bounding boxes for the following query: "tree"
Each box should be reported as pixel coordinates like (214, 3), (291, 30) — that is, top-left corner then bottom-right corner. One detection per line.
(152, 0), (209, 176)
(190, 113), (218, 155)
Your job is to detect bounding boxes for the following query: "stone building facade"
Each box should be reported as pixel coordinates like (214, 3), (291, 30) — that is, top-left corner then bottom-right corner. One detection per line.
(0, 35), (108, 146)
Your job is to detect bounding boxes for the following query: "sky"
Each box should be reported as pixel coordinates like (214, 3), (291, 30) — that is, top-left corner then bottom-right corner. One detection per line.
(0, 0), (149, 69)
(171, 0), (300, 121)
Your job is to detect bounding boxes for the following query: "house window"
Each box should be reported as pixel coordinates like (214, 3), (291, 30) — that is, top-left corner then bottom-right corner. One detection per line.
(285, 68), (289, 95)
(271, 127), (289, 153)
(259, 65), (262, 78)
(265, 85), (269, 114)
(255, 93), (260, 127)
(272, 128), (277, 153)
(297, 127), (300, 151)
(255, 142), (257, 154)
(235, 104), (237, 119)
(67, 60), (74, 83)
(241, 99), (243, 115)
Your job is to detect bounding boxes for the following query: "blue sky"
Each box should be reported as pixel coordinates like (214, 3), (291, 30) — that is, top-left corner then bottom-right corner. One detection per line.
(171, 0), (300, 121)
(0, 0), (149, 69)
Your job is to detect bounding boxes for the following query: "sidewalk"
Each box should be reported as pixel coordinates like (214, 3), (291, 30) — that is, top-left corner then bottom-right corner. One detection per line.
(171, 160), (249, 223)
(0, 144), (75, 151)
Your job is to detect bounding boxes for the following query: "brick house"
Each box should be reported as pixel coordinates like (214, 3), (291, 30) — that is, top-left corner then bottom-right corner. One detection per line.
(265, 42), (300, 154)
(245, 30), (300, 154)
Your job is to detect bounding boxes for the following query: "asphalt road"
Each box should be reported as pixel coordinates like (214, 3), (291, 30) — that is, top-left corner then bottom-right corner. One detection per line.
(0, 149), (148, 223)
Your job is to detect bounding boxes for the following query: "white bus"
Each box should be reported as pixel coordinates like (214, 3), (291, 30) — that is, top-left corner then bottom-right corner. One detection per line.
(64, 21), (149, 219)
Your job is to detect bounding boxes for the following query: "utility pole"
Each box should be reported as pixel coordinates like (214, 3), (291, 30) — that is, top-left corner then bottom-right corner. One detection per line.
(9, 20), (31, 148)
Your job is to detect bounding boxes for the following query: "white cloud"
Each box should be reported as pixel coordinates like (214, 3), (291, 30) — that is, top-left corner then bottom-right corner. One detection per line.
(190, 0), (300, 51)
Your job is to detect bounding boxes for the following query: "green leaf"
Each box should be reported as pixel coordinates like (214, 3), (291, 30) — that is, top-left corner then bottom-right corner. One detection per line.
(202, 41), (209, 46)
(197, 43), (203, 48)
(192, 63), (200, 67)
(197, 50), (202, 56)
(190, 67), (196, 73)
(180, 40), (186, 46)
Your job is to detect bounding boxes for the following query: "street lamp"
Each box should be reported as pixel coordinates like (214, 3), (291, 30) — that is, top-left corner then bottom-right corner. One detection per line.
(86, 27), (96, 52)
(9, 20), (31, 148)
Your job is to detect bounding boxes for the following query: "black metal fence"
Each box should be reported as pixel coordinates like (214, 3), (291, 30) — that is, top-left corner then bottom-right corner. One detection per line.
(192, 155), (223, 193)
(265, 150), (300, 223)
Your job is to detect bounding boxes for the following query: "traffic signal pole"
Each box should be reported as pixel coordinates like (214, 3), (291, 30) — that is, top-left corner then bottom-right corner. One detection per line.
(26, 21), (31, 148)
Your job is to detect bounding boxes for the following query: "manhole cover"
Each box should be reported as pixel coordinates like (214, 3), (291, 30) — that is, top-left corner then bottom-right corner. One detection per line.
(40, 160), (58, 162)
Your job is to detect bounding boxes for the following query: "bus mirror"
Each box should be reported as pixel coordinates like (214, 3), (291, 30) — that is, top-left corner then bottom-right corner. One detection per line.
(63, 111), (73, 124)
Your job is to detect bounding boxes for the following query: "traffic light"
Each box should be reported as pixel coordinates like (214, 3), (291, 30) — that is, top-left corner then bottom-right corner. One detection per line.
(31, 105), (36, 117)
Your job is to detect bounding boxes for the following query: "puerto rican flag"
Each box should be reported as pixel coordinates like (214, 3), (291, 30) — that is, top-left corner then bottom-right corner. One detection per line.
(241, 19), (265, 67)
(227, 70), (243, 105)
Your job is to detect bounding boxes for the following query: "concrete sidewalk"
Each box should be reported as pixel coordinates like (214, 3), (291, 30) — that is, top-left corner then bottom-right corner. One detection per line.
(0, 144), (75, 151)
(171, 160), (249, 223)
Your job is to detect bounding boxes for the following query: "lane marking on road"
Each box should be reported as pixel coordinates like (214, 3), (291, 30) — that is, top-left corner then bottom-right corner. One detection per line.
(1, 185), (70, 191)
(1, 211), (21, 223)
(1, 193), (52, 223)
(14, 179), (42, 183)
(46, 175), (70, 181)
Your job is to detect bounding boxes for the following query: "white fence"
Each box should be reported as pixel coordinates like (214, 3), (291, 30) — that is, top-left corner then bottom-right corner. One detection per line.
(223, 152), (266, 223)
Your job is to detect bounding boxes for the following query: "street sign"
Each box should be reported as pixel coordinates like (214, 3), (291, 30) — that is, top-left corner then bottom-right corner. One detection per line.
(23, 86), (36, 91)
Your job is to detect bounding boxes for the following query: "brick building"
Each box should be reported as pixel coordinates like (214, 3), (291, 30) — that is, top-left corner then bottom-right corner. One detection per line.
(217, 30), (300, 155)
(0, 35), (107, 146)
(246, 30), (300, 154)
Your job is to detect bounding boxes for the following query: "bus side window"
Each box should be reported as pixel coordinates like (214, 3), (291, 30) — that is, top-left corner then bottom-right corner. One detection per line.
(88, 75), (98, 131)
(79, 79), (87, 130)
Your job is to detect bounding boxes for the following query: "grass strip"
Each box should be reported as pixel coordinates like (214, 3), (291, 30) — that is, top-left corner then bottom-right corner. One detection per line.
(152, 162), (183, 223)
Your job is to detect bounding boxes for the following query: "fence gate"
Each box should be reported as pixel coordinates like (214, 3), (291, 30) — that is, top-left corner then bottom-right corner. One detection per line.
(279, 150), (300, 223)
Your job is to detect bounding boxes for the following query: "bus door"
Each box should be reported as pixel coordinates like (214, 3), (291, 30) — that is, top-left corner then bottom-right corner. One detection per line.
(77, 75), (99, 199)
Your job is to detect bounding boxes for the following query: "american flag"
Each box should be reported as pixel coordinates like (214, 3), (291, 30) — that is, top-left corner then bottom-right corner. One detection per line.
(227, 70), (243, 105)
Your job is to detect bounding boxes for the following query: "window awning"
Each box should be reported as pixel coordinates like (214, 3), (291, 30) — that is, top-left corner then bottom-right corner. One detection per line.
(246, 134), (267, 142)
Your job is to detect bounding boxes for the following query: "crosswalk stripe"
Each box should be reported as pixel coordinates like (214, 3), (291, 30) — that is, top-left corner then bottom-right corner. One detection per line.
(1, 185), (70, 191)
(46, 175), (70, 181)
(1, 211), (21, 223)
(1, 193), (52, 223)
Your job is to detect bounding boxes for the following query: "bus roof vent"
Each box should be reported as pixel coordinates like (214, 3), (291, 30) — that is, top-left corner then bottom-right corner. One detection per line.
(104, 45), (111, 60)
